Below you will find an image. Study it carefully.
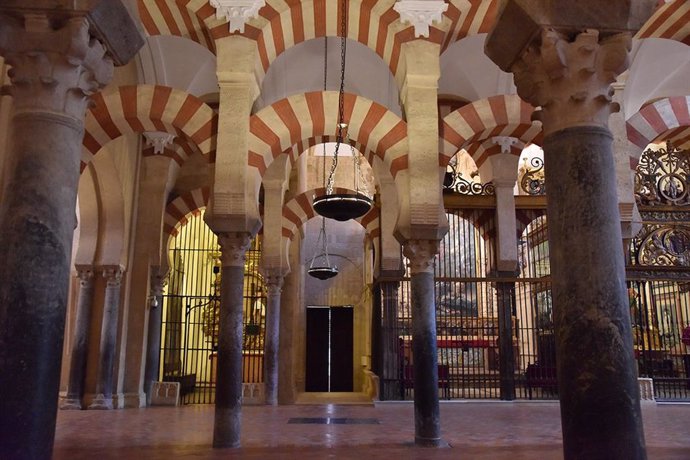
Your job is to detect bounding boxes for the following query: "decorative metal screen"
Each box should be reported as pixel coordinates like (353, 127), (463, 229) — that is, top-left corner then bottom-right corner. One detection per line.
(159, 210), (265, 404)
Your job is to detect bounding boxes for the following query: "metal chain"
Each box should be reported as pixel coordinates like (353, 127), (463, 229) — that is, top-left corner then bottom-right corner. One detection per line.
(326, 0), (348, 195)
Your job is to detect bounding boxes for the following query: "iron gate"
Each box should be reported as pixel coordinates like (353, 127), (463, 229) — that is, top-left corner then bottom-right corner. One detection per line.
(159, 210), (266, 404)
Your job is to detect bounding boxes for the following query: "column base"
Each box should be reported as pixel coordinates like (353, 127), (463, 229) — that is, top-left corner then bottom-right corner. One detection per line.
(414, 437), (450, 448)
(123, 392), (147, 408)
(88, 394), (113, 410)
(59, 397), (83, 410)
(112, 393), (126, 409)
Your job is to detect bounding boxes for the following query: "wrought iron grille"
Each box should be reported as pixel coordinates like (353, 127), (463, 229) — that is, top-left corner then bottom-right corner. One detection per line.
(160, 210), (265, 404)
(443, 164), (495, 196)
(635, 142), (690, 206)
(518, 157), (546, 196)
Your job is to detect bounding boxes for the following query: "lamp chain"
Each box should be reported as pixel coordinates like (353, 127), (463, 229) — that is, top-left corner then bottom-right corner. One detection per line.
(326, 0), (348, 196)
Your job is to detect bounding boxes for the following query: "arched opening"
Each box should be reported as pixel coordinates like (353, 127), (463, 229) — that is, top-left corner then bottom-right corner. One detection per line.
(160, 209), (265, 404)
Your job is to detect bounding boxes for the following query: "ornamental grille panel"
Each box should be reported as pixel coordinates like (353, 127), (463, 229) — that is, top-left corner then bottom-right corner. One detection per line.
(159, 210), (265, 404)
(378, 207), (690, 401)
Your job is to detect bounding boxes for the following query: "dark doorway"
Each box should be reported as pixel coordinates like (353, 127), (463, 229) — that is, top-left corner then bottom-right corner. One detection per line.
(305, 306), (353, 392)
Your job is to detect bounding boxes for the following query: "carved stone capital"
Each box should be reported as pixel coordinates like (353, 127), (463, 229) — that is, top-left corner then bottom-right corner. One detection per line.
(393, 0), (449, 38)
(218, 232), (252, 267)
(143, 132), (176, 155)
(511, 29), (631, 136)
(102, 266), (124, 288)
(403, 239), (439, 275)
(264, 276), (284, 296)
(75, 266), (95, 288)
(149, 270), (168, 298)
(210, 0), (266, 33)
(0, 14), (114, 121)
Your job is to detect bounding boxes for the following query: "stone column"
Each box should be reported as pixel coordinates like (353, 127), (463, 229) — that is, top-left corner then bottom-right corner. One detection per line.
(0, 15), (113, 458)
(263, 272), (284, 406)
(379, 278), (402, 400)
(403, 240), (443, 447)
(496, 276), (516, 401)
(213, 232), (252, 448)
(90, 266), (124, 410)
(144, 270), (167, 402)
(487, 7), (654, 456)
(61, 267), (96, 410)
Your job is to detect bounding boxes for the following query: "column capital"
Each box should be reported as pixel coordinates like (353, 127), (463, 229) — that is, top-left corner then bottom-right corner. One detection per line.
(218, 232), (252, 267)
(149, 270), (168, 297)
(403, 239), (439, 275)
(264, 275), (284, 296)
(0, 14), (113, 121)
(210, 0), (266, 34)
(510, 28), (632, 136)
(101, 265), (124, 287)
(75, 265), (95, 285)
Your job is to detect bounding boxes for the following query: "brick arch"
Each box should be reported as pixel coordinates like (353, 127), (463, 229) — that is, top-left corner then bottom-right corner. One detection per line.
(516, 210), (547, 241)
(440, 95), (542, 168)
(626, 96), (690, 151)
(249, 91), (407, 179)
(162, 187), (211, 238)
(82, 85), (217, 170)
(636, 0), (690, 45)
(137, 0), (217, 53)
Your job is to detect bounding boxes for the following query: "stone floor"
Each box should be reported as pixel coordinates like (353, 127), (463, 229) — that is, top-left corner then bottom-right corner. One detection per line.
(54, 400), (690, 459)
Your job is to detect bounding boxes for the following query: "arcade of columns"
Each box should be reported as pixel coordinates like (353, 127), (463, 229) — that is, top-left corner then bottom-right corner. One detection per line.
(0, 0), (680, 459)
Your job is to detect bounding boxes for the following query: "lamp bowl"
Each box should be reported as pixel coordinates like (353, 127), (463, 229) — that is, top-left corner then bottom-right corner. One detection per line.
(313, 192), (373, 221)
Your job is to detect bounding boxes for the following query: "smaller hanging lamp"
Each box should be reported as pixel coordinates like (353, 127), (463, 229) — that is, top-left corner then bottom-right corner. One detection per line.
(308, 217), (338, 280)
(312, 0), (372, 222)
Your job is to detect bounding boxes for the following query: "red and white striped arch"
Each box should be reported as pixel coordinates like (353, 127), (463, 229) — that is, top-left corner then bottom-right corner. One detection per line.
(464, 139), (526, 168)
(626, 96), (690, 150)
(163, 187), (210, 238)
(249, 91), (407, 178)
(441, 0), (498, 50)
(137, 0), (500, 81)
(636, 0), (690, 45)
(83, 85), (217, 169)
(441, 94), (542, 168)
(137, 0), (217, 53)
(516, 209), (546, 240)
(142, 136), (206, 166)
(282, 187), (380, 244)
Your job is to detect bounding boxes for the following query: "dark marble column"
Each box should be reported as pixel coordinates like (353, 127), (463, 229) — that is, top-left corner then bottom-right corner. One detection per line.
(486, 22), (648, 460)
(545, 127), (645, 458)
(144, 270), (167, 403)
(89, 267), (124, 410)
(61, 267), (96, 410)
(0, 15), (113, 459)
(379, 280), (402, 400)
(213, 233), (251, 448)
(403, 240), (443, 447)
(262, 272), (284, 406)
(496, 275), (516, 401)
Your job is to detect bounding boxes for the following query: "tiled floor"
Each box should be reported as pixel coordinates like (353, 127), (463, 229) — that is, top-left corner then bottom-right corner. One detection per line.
(54, 400), (690, 459)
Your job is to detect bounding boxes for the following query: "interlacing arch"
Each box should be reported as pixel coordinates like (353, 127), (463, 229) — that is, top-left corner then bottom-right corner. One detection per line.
(440, 94), (542, 169)
(249, 91), (407, 178)
(82, 85), (217, 170)
(636, 0), (690, 46)
(626, 96), (690, 167)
